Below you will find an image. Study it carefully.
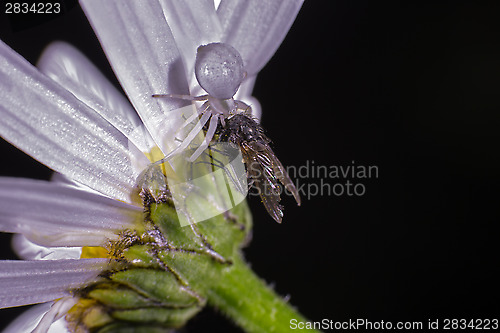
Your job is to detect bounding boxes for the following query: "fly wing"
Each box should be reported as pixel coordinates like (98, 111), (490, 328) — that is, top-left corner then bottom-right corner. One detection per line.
(242, 143), (284, 223)
(266, 146), (301, 206)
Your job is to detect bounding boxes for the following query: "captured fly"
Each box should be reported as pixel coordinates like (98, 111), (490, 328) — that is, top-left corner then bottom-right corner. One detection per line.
(219, 113), (301, 223)
(152, 42), (301, 222)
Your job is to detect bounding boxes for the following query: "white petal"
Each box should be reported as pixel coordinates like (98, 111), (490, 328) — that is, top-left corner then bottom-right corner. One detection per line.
(50, 172), (80, 186)
(80, 0), (191, 153)
(0, 40), (150, 203)
(235, 74), (256, 99)
(233, 74), (261, 120)
(243, 95), (262, 121)
(50, 172), (100, 194)
(0, 259), (107, 308)
(218, 0), (303, 75)
(50, 172), (127, 201)
(32, 297), (76, 333)
(0, 177), (141, 247)
(37, 41), (156, 153)
(159, 0), (223, 90)
(3, 300), (73, 333)
(3, 302), (52, 333)
(12, 235), (82, 260)
(45, 316), (70, 333)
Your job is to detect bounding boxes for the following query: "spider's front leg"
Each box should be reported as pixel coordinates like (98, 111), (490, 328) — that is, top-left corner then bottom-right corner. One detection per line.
(152, 93), (208, 102)
(188, 113), (221, 162)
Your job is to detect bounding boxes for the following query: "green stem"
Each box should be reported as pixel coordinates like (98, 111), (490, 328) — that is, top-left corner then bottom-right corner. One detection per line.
(151, 201), (317, 332)
(206, 254), (318, 333)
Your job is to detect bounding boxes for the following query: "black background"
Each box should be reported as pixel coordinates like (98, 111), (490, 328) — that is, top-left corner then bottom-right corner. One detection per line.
(1, 1), (500, 331)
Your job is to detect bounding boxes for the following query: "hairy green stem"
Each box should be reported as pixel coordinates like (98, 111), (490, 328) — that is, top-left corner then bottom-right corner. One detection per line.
(206, 253), (315, 333)
(150, 201), (317, 333)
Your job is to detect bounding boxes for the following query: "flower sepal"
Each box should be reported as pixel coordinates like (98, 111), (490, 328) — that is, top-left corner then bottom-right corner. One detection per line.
(65, 180), (252, 332)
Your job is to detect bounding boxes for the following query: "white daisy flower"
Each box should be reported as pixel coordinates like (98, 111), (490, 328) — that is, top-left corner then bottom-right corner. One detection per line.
(0, 1), (303, 332)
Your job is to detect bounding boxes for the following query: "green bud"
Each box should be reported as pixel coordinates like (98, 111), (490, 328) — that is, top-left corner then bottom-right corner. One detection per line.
(68, 154), (252, 331)
(68, 151), (313, 332)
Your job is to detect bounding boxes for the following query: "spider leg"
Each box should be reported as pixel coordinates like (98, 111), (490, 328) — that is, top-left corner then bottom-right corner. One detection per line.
(193, 144), (246, 194)
(153, 111), (212, 166)
(247, 178), (255, 187)
(205, 144), (248, 193)
(234, 100), (252, 114)
(176, 110), (202, 135)
(175, 110), (212, 153)
(152, 93), (208, 101)
(188, 113), (219, 162)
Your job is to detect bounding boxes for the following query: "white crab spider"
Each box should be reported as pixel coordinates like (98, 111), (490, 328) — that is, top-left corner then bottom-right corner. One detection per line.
(153, 43), (250, 163)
